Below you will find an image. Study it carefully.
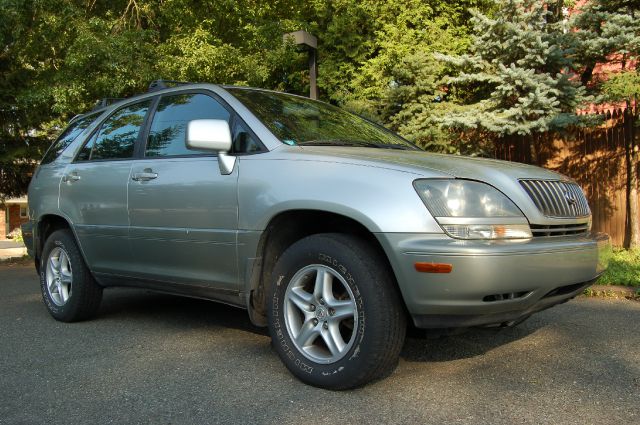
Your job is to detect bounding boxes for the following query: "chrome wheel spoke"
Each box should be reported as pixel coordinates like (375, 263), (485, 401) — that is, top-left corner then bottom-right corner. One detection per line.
(313, 268), (333, 302)
(59, 282), (70, 303)
(60, 251), (71, 275)
(58, 250), (67, 270)
(329, 299), (355, 321)
(287, 287), (314, 313)
(48, 278), (58, 294)
(322, 322), (345, 356)
(295, 320), (320, 347)
(49, 256), (60, 274)
(60, 271), (72, 284)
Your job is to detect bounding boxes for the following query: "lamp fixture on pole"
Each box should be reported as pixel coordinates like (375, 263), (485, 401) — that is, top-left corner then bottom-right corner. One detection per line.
(283, 30), (318, 100)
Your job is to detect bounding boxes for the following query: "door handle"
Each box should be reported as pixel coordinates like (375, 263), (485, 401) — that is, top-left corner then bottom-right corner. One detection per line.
(132, 169), (158, 181)
(62, 172), (80, 183)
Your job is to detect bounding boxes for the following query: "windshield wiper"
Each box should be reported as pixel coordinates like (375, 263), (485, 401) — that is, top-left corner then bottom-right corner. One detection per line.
(298, 139), (355, 146)
(298, 139), (412, 150)
(355, 141), (412, 150)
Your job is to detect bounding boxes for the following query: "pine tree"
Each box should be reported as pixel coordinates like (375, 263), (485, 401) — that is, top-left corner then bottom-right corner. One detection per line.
(437, 0), (585, 136)
(381, 52), (454, 152)
(310, 0), (492, 140)
(571, 0), (640, 87)
(572, 0), (640, 249)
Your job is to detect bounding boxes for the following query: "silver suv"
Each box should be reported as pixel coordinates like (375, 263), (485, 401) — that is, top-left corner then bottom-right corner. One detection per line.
(23, 82), (611, 389)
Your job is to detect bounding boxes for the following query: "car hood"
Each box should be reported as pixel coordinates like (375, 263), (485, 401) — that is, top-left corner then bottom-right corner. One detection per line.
(292, 146), (564, 181)
(259, 145), (582, 224)
(279, 146), (571, 223)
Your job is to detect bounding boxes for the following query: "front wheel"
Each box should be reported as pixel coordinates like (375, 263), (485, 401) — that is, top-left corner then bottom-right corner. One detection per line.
(268, 233), (406, 390)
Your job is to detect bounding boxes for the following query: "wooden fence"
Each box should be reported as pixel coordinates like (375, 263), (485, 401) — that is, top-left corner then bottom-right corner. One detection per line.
(493, 107), (638, 247)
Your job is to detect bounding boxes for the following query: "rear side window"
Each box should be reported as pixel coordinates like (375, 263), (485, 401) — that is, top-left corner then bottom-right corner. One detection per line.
(41, 113), (99, 164)
(145, 93), (230, 157)
(77, 100), (151, 161)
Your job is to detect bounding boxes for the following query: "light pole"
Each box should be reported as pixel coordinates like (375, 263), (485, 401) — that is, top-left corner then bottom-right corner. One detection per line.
(283, 30), (318, 100)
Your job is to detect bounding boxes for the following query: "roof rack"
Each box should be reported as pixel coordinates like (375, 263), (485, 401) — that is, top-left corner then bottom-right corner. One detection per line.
(68, 113), (84, 123)
(148, 79), (193, 92)
(91, 98), (124, 112)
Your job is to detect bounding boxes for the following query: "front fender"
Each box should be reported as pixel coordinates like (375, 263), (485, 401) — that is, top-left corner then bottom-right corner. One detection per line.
(237, 158), (442, 234)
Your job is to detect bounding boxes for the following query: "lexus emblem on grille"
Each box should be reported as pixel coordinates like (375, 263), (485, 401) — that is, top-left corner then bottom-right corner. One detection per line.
(564, 191), (577, 205)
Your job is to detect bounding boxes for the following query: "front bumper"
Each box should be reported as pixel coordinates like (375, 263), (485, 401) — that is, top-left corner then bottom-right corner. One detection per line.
(376, 232), (611, 328)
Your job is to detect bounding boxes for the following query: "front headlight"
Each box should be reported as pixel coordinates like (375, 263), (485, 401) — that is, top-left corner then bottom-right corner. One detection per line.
(414, 179), (532, 239)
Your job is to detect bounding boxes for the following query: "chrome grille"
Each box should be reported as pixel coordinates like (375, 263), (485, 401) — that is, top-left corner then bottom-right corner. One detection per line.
(519, 180), (590, 218)
(530, 223), (590, 237)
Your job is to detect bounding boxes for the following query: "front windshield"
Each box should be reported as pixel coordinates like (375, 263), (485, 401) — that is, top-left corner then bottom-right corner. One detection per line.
(227, 88), (418, 150)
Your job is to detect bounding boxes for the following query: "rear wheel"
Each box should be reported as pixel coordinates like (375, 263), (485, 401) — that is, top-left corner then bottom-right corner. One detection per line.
(268, 233), (406, 390)
(40, 229), (102, 322)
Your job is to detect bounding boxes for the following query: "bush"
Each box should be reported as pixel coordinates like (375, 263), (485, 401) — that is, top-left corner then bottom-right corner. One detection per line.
(6, 228), (23, 243)
(597, 248), (640, 287)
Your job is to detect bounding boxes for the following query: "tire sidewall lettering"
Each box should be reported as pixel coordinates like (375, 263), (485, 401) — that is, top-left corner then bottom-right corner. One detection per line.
(271, 287), (299, 365)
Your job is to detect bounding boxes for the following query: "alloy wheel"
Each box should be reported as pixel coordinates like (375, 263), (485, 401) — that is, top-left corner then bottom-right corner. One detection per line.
(45, 246), (73, 306)
(283, 264), (358, 364)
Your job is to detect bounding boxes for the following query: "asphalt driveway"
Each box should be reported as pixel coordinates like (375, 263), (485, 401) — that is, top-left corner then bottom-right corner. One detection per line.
(1, 262), (638, 425)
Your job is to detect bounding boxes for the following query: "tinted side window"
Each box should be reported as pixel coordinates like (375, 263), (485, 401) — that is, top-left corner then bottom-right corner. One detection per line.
(78, 100), (151, 161)
(41, 113), (99, 164)
(146, 93), (230, 157)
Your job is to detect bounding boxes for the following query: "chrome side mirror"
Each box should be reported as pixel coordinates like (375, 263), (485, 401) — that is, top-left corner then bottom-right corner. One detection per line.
(186, 119), (236, 175)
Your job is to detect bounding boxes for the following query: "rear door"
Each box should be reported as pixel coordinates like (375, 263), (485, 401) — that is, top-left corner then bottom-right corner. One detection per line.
(59, 99), (153, 275)
(127, 91), (240, 292)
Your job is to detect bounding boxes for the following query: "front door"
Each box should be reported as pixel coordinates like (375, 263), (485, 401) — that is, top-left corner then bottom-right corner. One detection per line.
(127, 92), (239, 292)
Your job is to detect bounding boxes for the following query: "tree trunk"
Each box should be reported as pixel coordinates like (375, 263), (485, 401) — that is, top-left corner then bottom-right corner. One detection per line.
(581, 63), (595, 86)
(626, 106), (639, 248)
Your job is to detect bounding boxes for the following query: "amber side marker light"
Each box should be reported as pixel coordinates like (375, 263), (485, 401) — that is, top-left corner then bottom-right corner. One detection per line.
(414, 262), (453, 273)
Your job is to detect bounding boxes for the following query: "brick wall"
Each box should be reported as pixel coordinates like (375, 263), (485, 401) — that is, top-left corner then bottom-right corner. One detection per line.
(6, 205), (28, 237)
(0, 208), (5, 240)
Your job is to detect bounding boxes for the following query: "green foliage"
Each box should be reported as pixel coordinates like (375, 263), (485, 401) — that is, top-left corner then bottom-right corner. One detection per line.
(570, 0), (640, 87)
(596, 249), (640, 287)
(7, 227), (23, 243)
(0, 0), (309, 200)
(1, 0), (489, 201)
(155, 0), (308, 89)
(437, 0), (587, 137)
(601, 71), (640, 102)
(383, 52), (452, 151)
(308, 0), (493, 151)
(571, 0), (640, 250)
(2, 0), (638, 200)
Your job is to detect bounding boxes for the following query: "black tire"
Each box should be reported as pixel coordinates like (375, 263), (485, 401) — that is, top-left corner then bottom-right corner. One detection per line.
(40, 229), (103, 322)
(267, 233), (406, 390)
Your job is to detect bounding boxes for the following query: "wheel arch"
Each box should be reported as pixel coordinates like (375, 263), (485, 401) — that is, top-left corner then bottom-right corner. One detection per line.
(34, 214), (85, 274)
(246, 209), (406, 327)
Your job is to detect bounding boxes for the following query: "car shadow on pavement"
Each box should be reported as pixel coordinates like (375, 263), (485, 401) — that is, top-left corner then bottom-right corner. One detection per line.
(98, 287), (546, 364)
(97, 287), (270, 337)
(401, 319), (543, 362)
